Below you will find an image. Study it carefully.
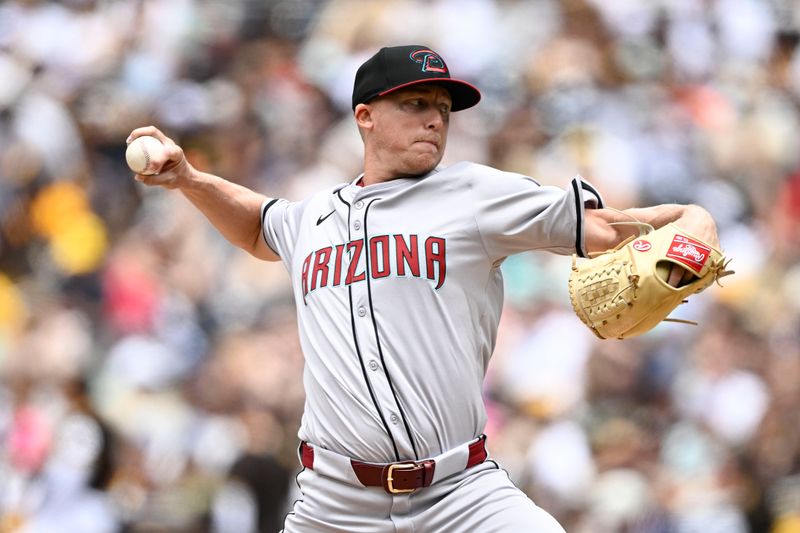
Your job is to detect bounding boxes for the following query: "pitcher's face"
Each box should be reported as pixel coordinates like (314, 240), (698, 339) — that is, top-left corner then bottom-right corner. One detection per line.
(362, 86), (452, 179)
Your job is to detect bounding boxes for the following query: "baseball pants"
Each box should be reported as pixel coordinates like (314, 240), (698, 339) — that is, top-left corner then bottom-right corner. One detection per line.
(281, 460), (566, 533)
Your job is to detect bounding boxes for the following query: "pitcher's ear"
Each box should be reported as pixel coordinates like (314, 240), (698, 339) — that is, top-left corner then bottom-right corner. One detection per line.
(354, 103), (374, 130)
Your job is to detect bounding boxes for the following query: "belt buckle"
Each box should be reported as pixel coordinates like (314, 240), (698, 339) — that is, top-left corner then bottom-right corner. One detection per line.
(386, 463), (417, 494)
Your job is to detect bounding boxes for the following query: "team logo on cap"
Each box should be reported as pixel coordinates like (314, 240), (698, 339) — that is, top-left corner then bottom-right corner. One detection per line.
(409, 49), (447, 73)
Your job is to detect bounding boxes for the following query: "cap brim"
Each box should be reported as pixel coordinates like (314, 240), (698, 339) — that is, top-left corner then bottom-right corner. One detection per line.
(378, 78), (481, 112)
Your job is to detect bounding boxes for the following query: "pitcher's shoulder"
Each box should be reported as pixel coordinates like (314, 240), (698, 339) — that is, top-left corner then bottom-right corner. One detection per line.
(436, 162), (539, 187)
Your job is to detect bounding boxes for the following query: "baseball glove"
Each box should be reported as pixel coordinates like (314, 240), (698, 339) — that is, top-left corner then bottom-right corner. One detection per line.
(568, 222), (733, 340)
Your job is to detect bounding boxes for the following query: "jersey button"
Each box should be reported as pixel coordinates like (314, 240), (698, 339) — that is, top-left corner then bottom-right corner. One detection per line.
(390, 414), (399, 424)
(354, 220), (362, 230)
(368, 360), (378, 371)
(354, 200), (364, 209)
(357, 306), (366, 317)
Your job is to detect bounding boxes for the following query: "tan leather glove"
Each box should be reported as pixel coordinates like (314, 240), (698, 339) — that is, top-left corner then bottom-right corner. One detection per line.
(568, 223), (733, 340)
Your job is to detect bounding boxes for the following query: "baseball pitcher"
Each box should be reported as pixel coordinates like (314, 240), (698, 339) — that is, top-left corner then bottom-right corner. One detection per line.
(127, 45), (726, 532)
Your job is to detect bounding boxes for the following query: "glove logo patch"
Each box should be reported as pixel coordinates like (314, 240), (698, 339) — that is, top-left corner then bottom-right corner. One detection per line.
(667, 234), (710, 273)
(632, 240), (651, 252)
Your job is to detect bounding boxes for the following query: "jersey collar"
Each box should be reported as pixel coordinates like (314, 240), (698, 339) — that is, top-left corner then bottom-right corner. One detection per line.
(339, 166), (443, 204)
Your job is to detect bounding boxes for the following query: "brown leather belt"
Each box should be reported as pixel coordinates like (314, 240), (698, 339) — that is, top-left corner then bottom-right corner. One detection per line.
(300, 435), (488, 494)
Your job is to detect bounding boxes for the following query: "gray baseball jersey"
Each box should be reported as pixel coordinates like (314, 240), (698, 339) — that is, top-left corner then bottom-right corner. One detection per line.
(261, 161), (603, 464)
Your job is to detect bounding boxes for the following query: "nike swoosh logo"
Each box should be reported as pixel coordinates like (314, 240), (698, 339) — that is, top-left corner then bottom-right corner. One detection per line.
(316, 210), (335, 226)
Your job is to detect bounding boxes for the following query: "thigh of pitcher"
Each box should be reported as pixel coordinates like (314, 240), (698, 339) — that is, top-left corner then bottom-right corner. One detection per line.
(411, 462), (567, 533)
(281, 468), (397, 533)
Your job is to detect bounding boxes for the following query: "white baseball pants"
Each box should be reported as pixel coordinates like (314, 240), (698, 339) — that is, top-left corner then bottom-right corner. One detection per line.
(281, 460), (566, 533)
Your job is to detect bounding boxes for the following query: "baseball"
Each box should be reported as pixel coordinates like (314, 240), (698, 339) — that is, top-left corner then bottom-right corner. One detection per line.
(126, 135), (164, 175)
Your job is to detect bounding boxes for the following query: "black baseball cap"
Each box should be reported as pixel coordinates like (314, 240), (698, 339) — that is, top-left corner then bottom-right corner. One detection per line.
(352, 45), (481, 112)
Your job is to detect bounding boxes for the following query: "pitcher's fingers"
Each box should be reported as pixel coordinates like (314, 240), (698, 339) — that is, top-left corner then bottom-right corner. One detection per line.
(134, 172), (159, 184)
(163, 143), (184, 163)
(667, 265), (685, 287)
(154, 145), (188, 176)
(126, 125), (171, 145)
(141, 145), (172, 174)
(135, 171), (173, 187)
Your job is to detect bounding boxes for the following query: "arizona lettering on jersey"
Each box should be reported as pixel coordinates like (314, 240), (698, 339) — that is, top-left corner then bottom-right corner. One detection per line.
(301, 234), (446, 299)
(260, 162), (604, 464)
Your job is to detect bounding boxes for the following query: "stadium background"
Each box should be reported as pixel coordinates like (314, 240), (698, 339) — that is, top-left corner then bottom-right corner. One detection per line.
(1, 0), (799, 532)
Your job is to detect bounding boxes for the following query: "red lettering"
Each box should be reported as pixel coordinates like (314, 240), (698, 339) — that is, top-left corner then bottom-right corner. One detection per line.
(332, 244), (345, 286)
(345, 240), (365, 284)
(370, 235), (391, 278)
(303, 234), (447, 296)
(395, 234), (420, 277)
(310, 246), (332, 291)
(301, 253), (312, 300)
(425, 237), (446, 290)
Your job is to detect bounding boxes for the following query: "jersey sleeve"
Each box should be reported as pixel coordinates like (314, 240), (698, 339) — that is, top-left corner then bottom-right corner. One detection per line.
(470, 166), (604, 261)
(261, 198), (305, 266)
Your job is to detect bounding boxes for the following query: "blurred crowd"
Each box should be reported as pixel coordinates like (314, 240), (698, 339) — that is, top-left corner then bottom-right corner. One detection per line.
(1, 0), (799, 532)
